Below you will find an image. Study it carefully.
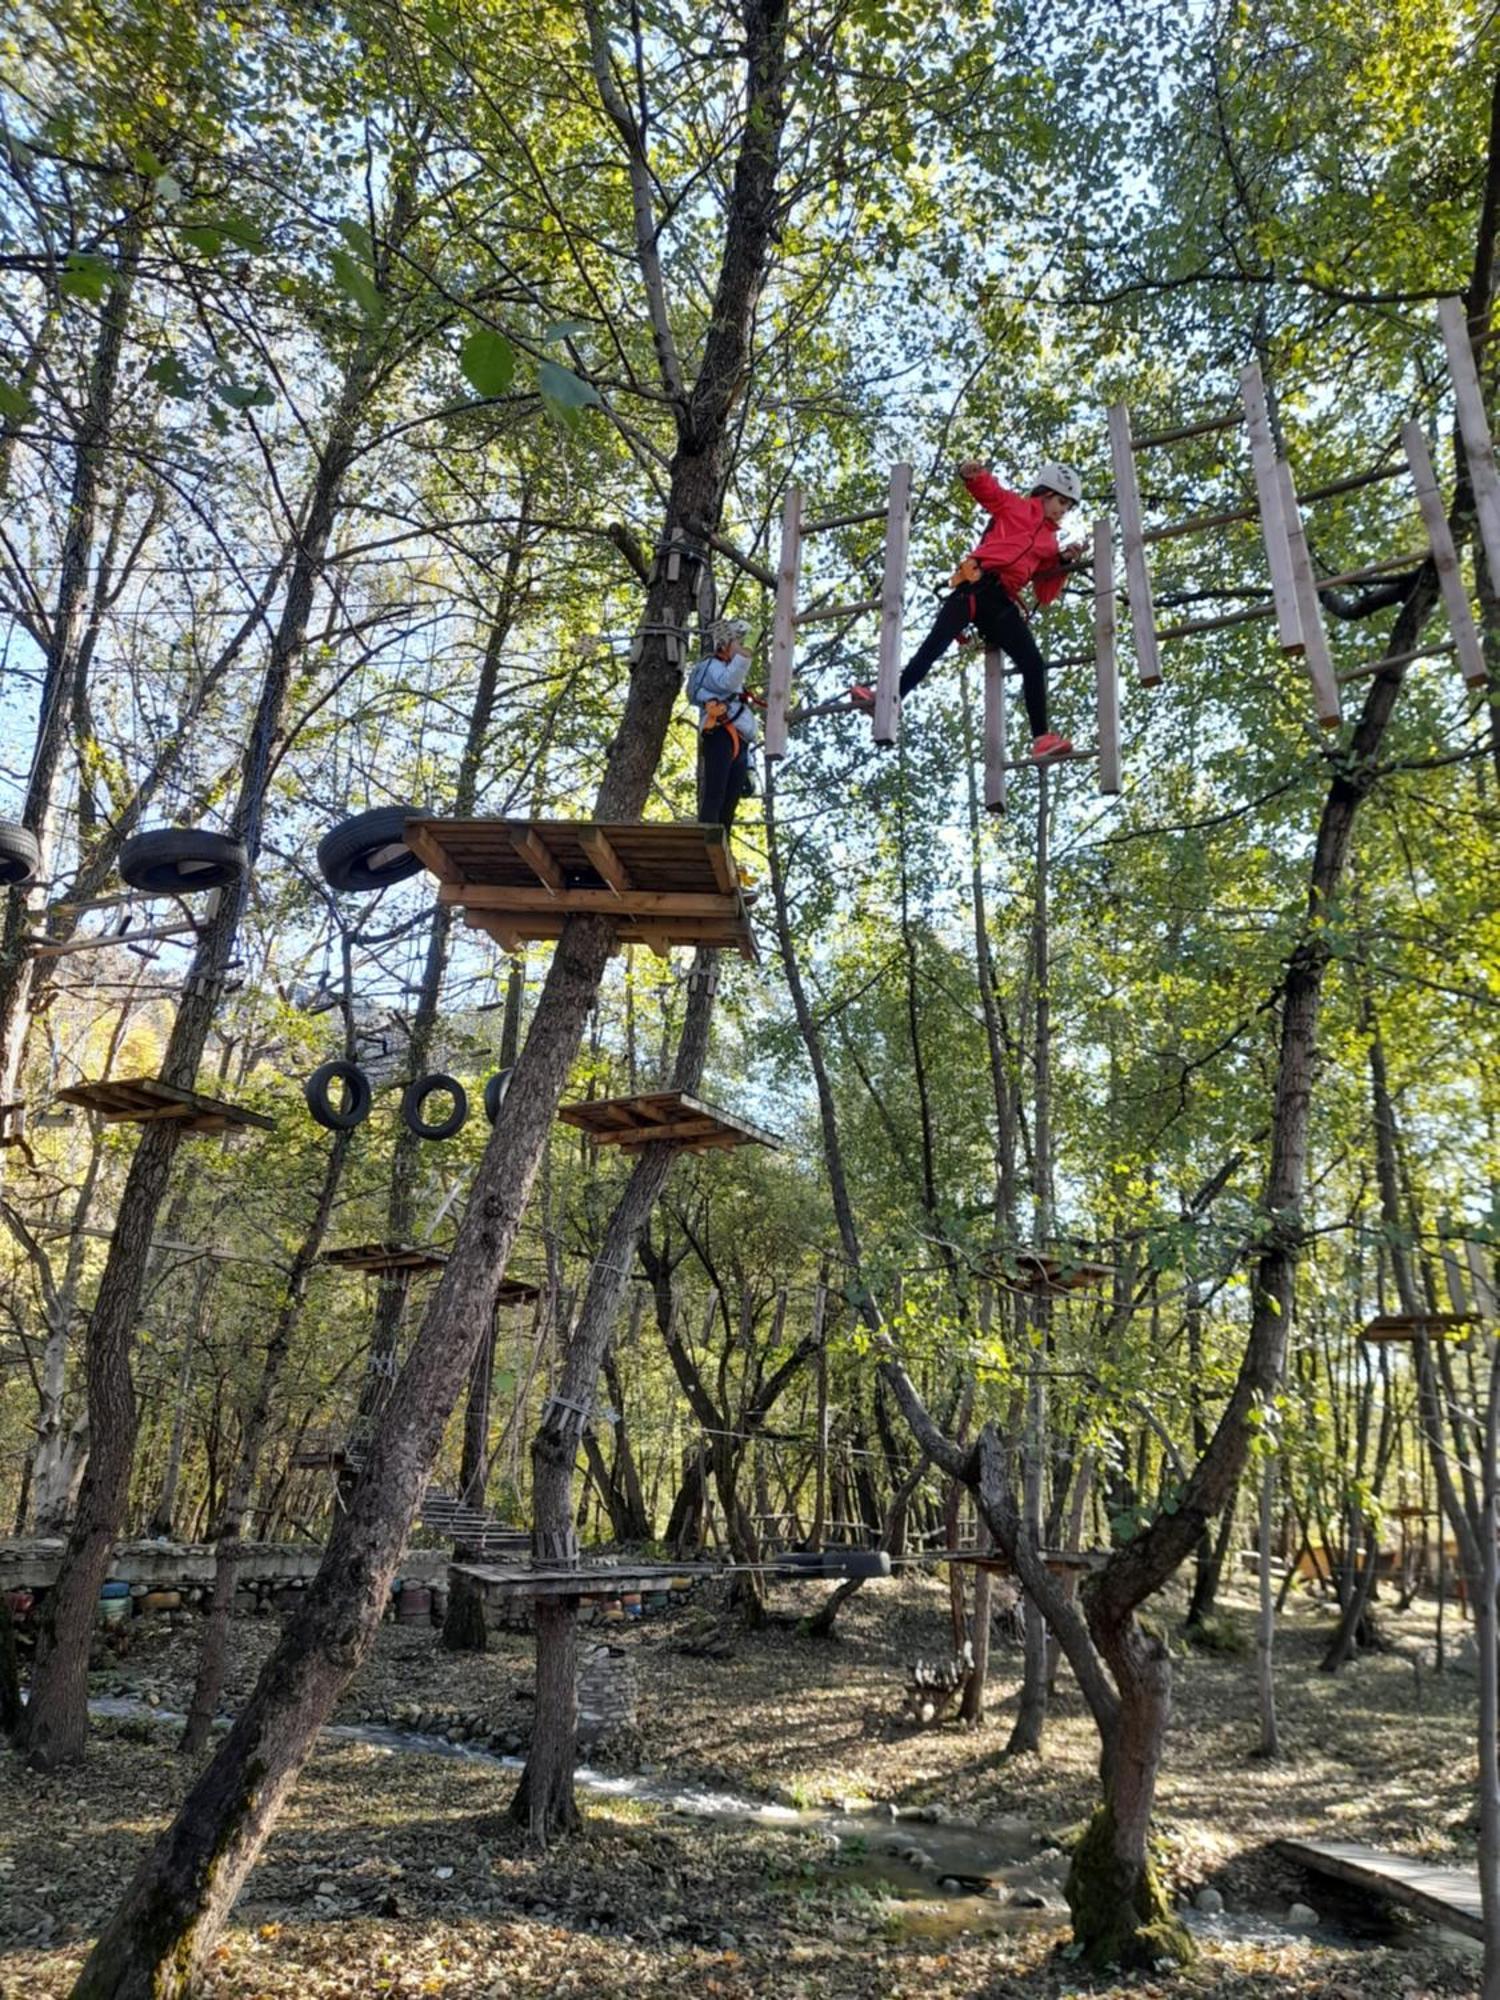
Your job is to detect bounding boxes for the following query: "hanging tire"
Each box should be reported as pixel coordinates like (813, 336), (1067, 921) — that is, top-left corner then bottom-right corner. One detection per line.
(401, 1072), (468, 1140)
(773, 1548), (891, 1581)
(303, 1060), (373, 1131)
(0, 819), (40, 889)
(483, 1068), (515, 1124)
(119, 827), (247, 894)
(317, 807), (424, 894)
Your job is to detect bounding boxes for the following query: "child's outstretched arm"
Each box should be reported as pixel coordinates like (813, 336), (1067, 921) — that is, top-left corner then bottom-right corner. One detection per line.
(956, 462), (1017, 516)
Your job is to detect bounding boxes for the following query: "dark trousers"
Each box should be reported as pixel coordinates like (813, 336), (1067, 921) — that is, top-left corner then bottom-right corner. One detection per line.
(900, 573), (1049, 737)
(699, 726), (751, 833)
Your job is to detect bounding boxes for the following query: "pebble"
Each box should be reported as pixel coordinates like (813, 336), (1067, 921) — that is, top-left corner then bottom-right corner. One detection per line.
(433, 1866), (455, 1880)
(1288, 1900), (1320, 1925)
(717, 1931), (739, 1949)
(1194, 1886), (1224, 1914)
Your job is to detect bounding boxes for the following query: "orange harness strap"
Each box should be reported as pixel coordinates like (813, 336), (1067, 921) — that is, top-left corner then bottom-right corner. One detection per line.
(702, 699), (743, 760)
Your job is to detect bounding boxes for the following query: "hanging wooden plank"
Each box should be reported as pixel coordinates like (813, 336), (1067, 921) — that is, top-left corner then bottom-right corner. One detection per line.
(1277, 460), (1342, 728)
(983, 647), (1007, 812)
(1402, 419), (1488, 689)
(1465, 1240), (1498, 1322)
(874, 461), (912, 747)
(1106, 404), (1162, 687)
(1239, 363), (1303, 653)
(1093, 519), (1121, 796)
(764, 485), (802, 759)
(1438, 296), (1500, 586)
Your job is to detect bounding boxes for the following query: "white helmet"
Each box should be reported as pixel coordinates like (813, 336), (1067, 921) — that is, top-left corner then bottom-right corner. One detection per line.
(709, 617), (749, 651)
(1029, 460), (1083, 506)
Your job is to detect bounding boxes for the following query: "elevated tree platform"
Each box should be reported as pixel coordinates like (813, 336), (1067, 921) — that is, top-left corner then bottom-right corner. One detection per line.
(556, 1090), (779, 1154)
(401, 816), (757, 961)
(289, 1431), (361, 1472)
(320, 1243), (448, 1277)
(1359, 1312), (1476, 1343)
(988, 1250), (1115, 1295)
(54, 1076), (275, 1136)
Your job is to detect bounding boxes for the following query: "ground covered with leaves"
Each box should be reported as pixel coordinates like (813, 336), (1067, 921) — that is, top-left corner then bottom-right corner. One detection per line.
(1, 1574), (1485, 1997)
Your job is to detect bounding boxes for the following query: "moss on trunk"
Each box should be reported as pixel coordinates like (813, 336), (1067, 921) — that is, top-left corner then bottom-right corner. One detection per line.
(1063, 1805), (1194, 1972)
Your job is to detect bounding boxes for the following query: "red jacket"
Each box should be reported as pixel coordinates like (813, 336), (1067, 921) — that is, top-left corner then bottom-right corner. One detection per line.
(962, 469), (1068, 606)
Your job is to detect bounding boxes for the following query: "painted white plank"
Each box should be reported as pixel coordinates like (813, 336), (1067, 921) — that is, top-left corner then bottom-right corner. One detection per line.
(1438, 296), (1500, 587)
(1402, 419), (1488, 690)
(1093, 518), (1121, 796)
(1277, 460), (1342, 728)
(984, 647), (1007, 812)
(1107, 403), (1162, 687)
(764, 485), (802, 759)
(874, 461), (912, 747)
(1240, 363), (1303, 652)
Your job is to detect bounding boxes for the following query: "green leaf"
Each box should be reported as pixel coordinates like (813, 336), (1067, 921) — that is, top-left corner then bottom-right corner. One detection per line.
(178, 225), (224, 256)
(542, 317), (592, 343)
(217, 379), (275, 410)
(0, 378), (31, 422)
(146, 354), (196, 398)
(337, 217), (376, 261)
(330, 248), (384, 325)
(459, 328), (515, 398)
(538, 359), (599, 413)
(59, 253), (114, 301)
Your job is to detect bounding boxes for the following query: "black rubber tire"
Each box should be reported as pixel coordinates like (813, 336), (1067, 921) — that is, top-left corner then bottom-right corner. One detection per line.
(773, 1548), (891, 1581)
(483, 1068), (515, 1124)
(119, 827), (248, 895)
(303, 1060), (373, 1131)
(401, 1072), (468, 1140)
(0, 819), (40, 889)
(317, 807), (424, 895)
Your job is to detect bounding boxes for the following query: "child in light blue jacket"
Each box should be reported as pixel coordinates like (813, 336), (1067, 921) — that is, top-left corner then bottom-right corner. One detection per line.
(685, 618), (758, 834)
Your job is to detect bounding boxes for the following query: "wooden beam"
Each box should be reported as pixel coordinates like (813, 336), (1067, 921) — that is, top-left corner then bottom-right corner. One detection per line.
(801, 504), (887, 533)
(1140, 503), (1255, 546)
(1093, 519), (1121, 797)
(401, 820), (456, 882)
(1240, 362), (1303, 653)
(1438, 296), (1500, 585)
(509, 827), (565, 895)
(1277, 460), (1342, 728)
(578, 828), (633, 894)
(1337, 641), (1457, 684)
(1107, 403), (1162, 686)
(611, 1116), (724, 1146)
(765, 485), (802, 759)
(702, 827), (739, 897)
(983, 646), (1007, 812)
(1402, 419), (1488, 688)
(1131, 412), (1240, 449)
(797, 596), (883, 624)
(874, 461), (912, 747)
(439, 885), (735, 917)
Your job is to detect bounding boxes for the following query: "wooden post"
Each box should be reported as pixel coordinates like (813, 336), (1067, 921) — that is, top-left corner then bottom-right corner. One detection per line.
(1106, 404), (1162, 687)
(1438, 297), (1500, 586)
(873, 461), (911, 747)
(983, 647), (1007, 812)
(1402, 420), (1488, 689)
(1093, 518), (1121, 796)
(1276, 460), (1342, 729)
(1240, 362), (1302, 652)
(764, 485), (802, 759)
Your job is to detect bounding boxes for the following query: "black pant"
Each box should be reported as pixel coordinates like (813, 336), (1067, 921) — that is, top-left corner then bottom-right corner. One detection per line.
(699, 726), (751, 833)
(900, 573), (1049, 737)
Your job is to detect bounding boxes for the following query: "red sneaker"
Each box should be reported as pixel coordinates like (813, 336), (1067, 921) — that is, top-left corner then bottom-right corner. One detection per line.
(1030, 732), (1073, 761)
(848, 683), (876, 712)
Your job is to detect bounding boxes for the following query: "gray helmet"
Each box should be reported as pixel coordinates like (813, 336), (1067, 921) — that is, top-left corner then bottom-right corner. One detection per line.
(1029, 460), (1084, 506)
(709, 617), (750, 652)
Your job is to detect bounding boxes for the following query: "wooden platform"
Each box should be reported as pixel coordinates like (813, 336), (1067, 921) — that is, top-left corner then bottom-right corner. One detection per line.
(321, 1243), (448, 1276)
(54, 1076), (275, 1135)
(402, 817), (757, 961)
(938, 1548), (1106, 1577)
(557, 1090), (779, 1154)
(1360, 1313), (1476, 1343)
(1277, 1838), (1483, 1940)
(990, 1250), (1114, 1296)
(455, 1559), (716, 1603)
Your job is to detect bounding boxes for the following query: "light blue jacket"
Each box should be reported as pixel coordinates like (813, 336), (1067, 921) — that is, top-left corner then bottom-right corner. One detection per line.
(686, 651), (758, 741)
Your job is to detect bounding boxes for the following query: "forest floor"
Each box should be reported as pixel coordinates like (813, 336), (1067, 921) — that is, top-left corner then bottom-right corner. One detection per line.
(0, 1571), (1486, 1998)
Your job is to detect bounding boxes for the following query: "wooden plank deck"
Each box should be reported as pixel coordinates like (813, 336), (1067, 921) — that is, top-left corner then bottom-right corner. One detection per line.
(54, 1076), (275, 1135)
(402, 817), (758, 962)
(1276, 1838), (1485, 1940)
(987, 1249), (1115, 1296)
(455, 1560), (715, 1602)
(321, 1243), (449, 1276)
(557, 1089), (780, 1154)
(1360, 1313), (1476, 1343)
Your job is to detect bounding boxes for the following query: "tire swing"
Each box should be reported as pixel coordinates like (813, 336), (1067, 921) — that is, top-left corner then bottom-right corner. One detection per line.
(317, 807), (425, 894)
(0, 820), (40, 889)
(483, 1068), (515, 1123)
(119, 828), (249, 894)
(304, 1060), (373, 1131)
(401, 1072), (468, 1140)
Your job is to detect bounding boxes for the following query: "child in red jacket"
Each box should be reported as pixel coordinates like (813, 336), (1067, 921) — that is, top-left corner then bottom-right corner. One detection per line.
(853, 460), (1085, 759)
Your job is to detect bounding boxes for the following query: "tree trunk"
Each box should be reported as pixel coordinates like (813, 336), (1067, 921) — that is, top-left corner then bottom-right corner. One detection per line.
(442, 1311), (501, 1655)
(180, 1129), (352, 1756)
(148, 1270), (213, 1541)
(1319, 1514), (1380, 1671)
(512, 952), (716, 1843)
(1255, 1456), (1279, 1758)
